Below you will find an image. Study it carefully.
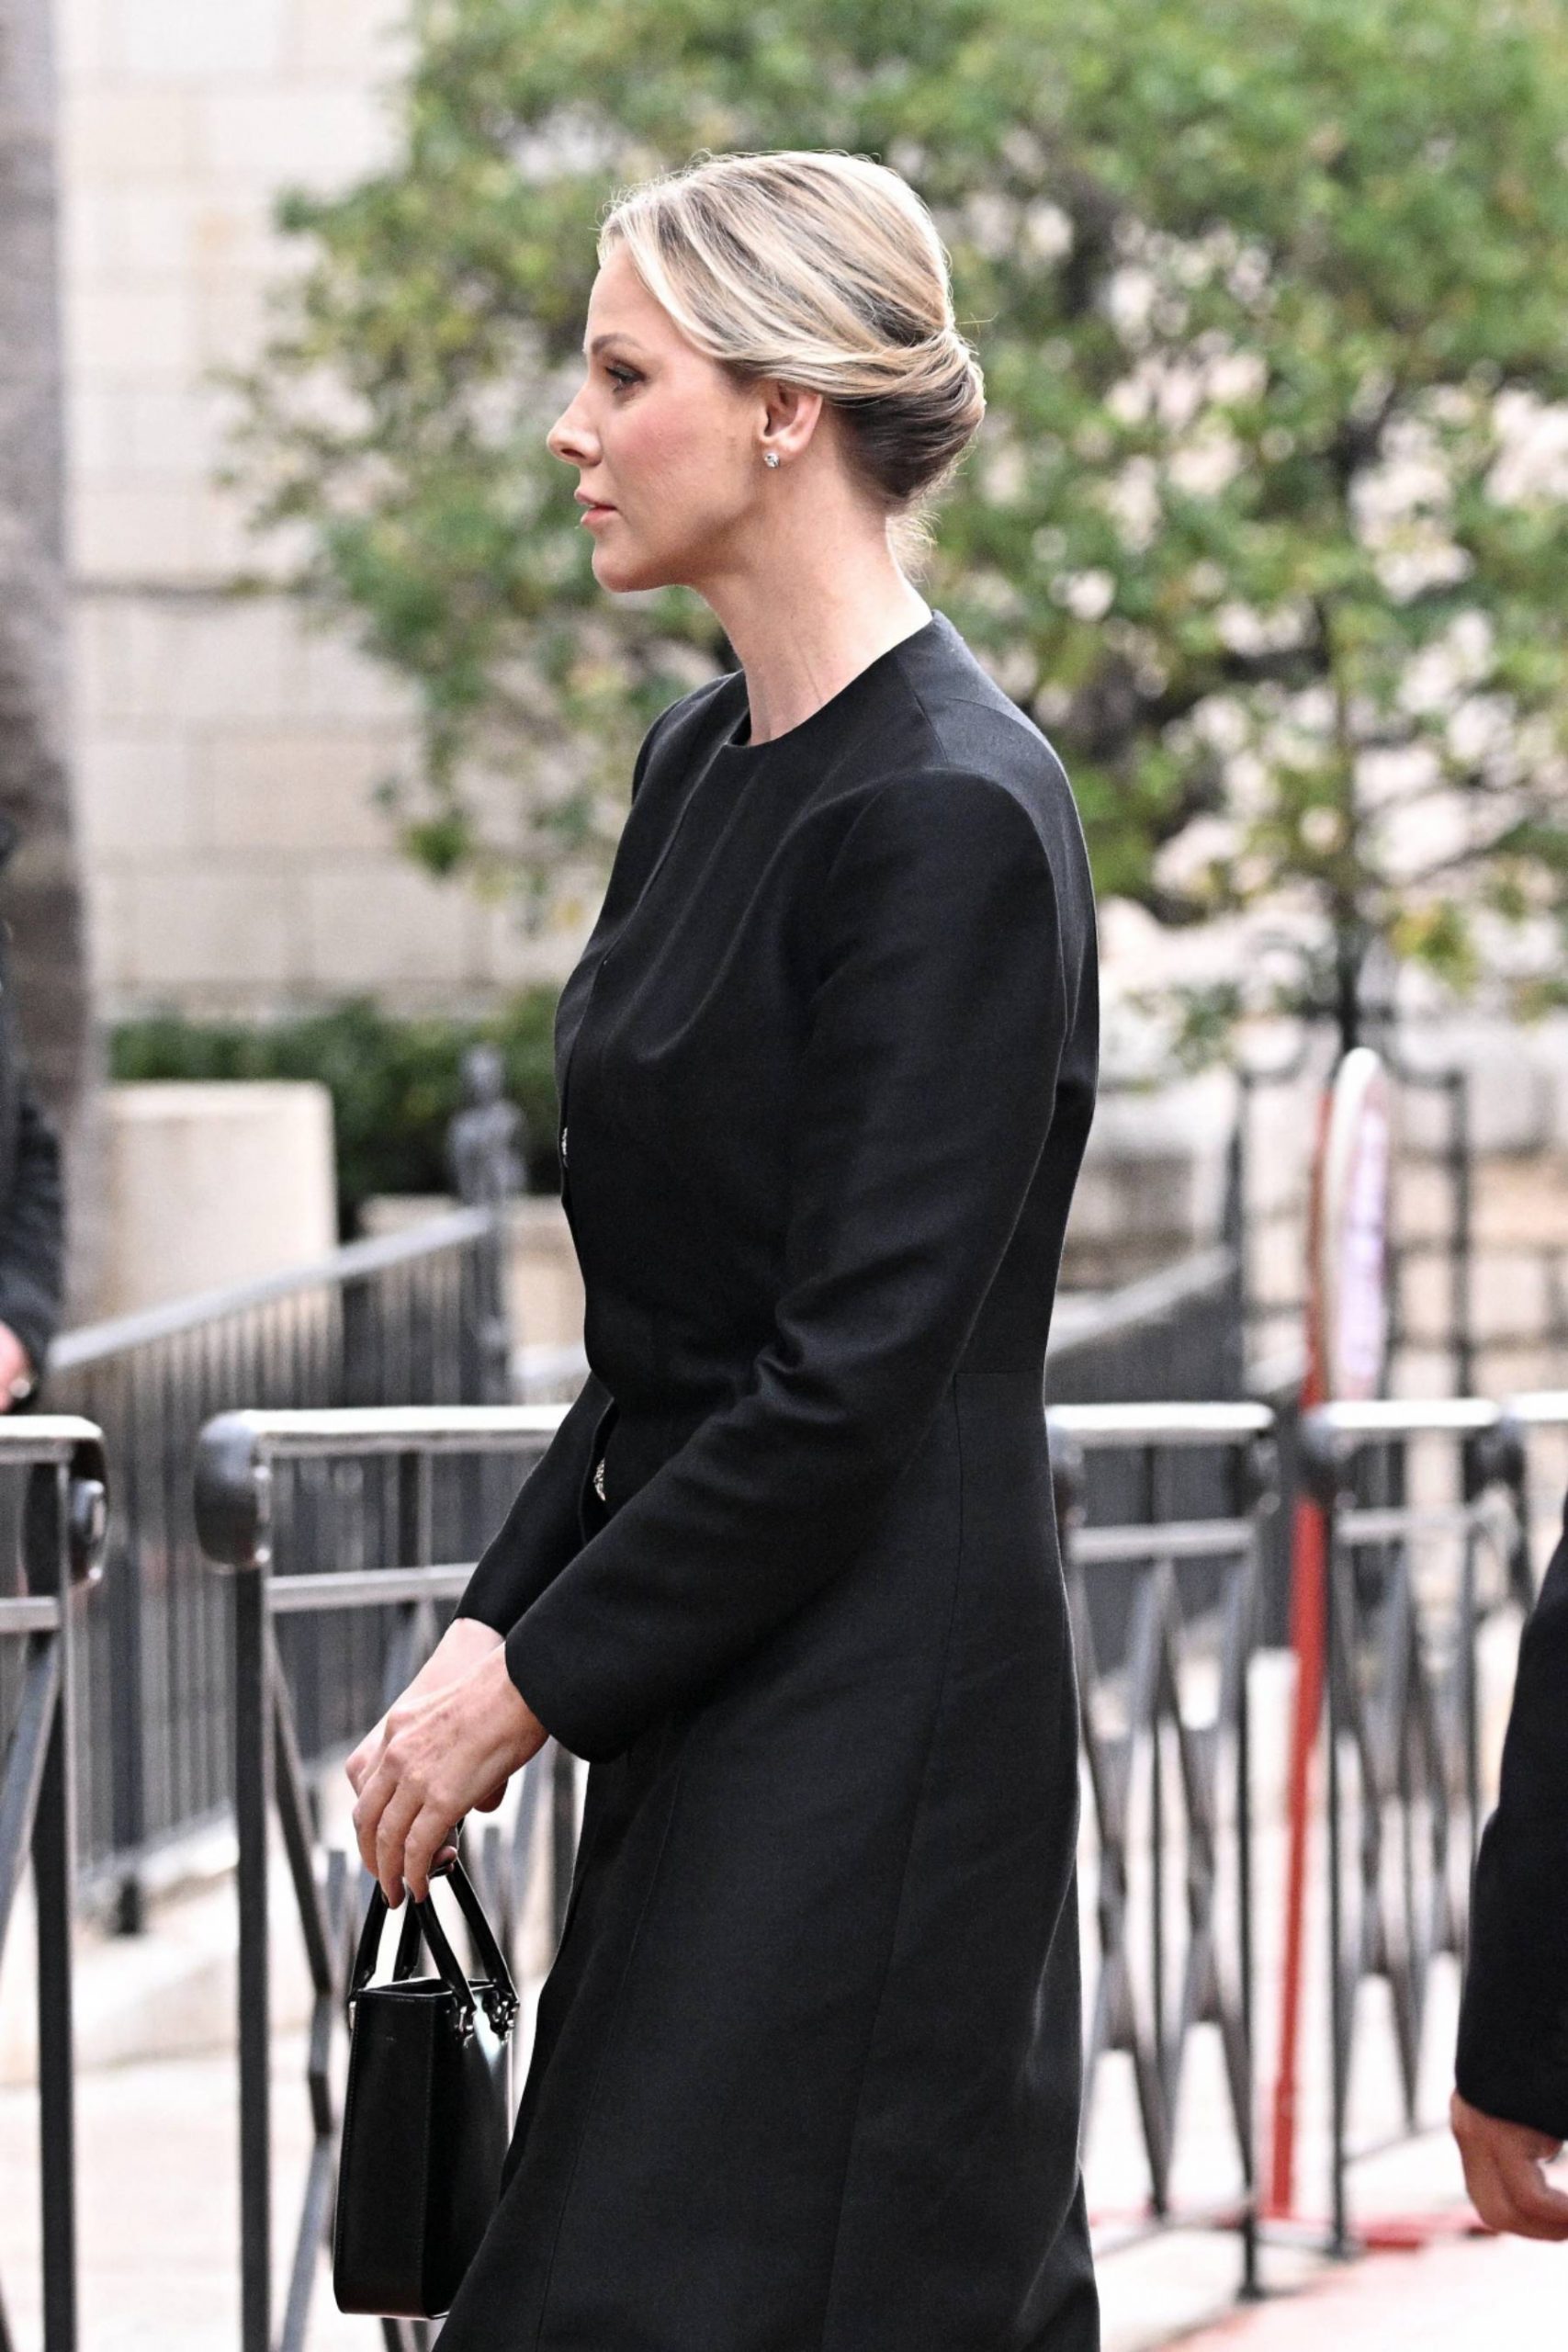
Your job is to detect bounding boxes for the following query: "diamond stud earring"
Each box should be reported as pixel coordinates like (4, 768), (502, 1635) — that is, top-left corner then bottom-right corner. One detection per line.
(763, 451), (781, 468)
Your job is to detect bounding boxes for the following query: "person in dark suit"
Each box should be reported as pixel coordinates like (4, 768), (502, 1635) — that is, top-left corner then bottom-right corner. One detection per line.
(349, 148), (1101, 2347)
(1452, 1484), (1568, 2238)
(0, 817), (64, 1408)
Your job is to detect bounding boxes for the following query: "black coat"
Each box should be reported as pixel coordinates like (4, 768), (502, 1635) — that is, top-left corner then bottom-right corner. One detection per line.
(0, 823), (64, 1385)
(1456, 1487), (1568, 2135)
(446, 610), (1102, 2349)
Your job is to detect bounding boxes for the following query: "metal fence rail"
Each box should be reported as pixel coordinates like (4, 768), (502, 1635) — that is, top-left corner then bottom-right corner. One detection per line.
(48, 1208), (507, 1928)
(1050, 1403), (1273, 2294)
(196, 1406), (571, 2352)
(197, 1396), (1278, 2347)
(0, 1417), (108, 2352)
(1299, 1397), (1528, 2252)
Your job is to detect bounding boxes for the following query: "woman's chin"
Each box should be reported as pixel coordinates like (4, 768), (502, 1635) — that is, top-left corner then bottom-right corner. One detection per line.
(592, 546), (668, 594)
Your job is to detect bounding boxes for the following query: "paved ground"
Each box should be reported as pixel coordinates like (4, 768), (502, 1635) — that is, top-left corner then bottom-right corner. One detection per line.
(5, 2029), (1559, 2349)
(1178, 2224), (1565, 2348)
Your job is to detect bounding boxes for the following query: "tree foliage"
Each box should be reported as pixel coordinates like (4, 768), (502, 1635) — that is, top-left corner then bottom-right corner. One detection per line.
(226, 0), (1568, 1036)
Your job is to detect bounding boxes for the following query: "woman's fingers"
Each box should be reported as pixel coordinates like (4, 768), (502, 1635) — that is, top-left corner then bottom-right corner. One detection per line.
(403, 1802), (463, 1905)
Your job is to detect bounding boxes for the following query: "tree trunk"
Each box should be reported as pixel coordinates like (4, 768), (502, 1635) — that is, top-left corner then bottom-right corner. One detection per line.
(0, 0), (98, 1317)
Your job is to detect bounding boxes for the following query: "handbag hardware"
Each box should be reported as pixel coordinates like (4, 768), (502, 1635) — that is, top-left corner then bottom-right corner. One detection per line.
(345, 1846), (520, 2041)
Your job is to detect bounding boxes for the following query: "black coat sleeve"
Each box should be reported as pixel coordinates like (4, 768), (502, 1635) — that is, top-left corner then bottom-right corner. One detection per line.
(0, 1070), (65, 1380)
(1455, 1487), (1568, 2136)
(500, 767), (1087, 1761)
(453, 1367), (614, 1634)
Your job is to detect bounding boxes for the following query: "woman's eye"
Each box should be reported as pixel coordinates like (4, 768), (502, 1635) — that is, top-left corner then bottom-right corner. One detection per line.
(606, 366), (640, 390)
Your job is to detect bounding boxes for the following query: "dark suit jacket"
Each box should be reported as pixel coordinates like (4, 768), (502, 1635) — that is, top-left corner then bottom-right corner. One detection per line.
(1456, 1487), (1568, 2136)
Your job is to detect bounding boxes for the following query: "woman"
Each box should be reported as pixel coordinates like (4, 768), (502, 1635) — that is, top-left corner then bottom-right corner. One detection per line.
(348, 149), (1101, 2349)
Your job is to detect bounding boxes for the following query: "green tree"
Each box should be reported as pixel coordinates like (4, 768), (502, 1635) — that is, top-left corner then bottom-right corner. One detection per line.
(227, 0), (1568, 1045)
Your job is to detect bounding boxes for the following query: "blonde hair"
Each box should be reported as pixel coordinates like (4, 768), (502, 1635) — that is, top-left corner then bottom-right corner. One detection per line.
(598, 149), (986, 571)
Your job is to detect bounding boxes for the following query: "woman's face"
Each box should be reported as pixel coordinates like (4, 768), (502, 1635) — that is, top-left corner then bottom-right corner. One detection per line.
(546, 245), (785, 593)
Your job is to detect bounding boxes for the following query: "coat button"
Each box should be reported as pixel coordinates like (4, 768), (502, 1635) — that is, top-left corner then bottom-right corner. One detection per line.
(592, 1456), (606, 1501)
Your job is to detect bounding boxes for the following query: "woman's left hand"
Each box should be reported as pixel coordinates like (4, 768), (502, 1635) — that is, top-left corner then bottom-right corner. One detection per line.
(351, 1647), (551, 1906)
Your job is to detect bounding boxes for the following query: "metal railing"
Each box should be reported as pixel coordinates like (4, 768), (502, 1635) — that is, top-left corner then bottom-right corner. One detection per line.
(195, 1406), (572, 2352)
(0, 1417), (108, 2352)
(1051, 1403), (1274, 2295)
(197, 1396), (1280, 2346)
(1299, 1397), (1529, 2251)
(47, 1207), (508, 1928)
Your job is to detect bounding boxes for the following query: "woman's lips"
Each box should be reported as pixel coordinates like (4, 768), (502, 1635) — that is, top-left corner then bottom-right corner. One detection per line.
(581, 503), (616, 525)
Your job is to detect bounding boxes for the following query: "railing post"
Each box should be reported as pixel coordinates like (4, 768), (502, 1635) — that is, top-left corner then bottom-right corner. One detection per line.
(1, 1426), (107, 2352)
(1301, 1408), (1352, 2258)
(196, 1416), (276, 2352)
(29, 1461), (79, 2352)
(1237, 1429), (1275, 2301)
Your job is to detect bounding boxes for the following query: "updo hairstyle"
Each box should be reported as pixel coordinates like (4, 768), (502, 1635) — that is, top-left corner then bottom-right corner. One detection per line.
(598, 149), (986, 566)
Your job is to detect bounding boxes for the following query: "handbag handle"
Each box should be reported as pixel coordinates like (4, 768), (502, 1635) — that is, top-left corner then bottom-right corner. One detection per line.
(346, 1850), (519, 2041)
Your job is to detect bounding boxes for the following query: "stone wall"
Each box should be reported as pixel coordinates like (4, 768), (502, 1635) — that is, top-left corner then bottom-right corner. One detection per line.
(59, 0), (572, 1014)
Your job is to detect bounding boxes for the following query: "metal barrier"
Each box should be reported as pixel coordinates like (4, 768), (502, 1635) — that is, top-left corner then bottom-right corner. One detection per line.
(0, 1417), (108, 2352)
(197, 1396), (1279, 2344)
(195, 1406), (572, 2352)
(1050, 1403), (1274, 2295)
(49, 1206), (508, 1928)
(1299, 1397), (1527, 2251)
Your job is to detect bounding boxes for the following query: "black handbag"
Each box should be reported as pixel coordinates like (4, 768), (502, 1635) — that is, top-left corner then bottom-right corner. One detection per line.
(333, 1850), (520, 2319)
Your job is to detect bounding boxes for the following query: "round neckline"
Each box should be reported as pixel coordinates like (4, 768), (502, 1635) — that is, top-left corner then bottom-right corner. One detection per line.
(712, 609), (949, 764)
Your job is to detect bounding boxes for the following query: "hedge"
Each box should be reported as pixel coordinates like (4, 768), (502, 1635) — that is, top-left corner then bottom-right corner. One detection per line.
(108, 993), (562, 1237)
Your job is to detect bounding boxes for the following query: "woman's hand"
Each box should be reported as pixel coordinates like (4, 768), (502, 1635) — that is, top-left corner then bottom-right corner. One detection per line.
(346, 1617), (513, 1875)
(351, 1645), (551, 1906)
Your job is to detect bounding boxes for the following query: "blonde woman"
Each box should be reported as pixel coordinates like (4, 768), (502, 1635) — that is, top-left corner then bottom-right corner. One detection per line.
(349, 149), (1101, 2348)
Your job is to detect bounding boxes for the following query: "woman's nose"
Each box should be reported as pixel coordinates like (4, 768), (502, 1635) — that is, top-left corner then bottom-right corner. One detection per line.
(547, 395), (596, 466)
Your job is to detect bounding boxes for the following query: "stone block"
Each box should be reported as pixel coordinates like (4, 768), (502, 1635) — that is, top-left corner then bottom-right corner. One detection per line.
(1069, 1068), (1235, 1256)
(65, 283), (196, 382)
(56, 0), (109, 81)
(192, 194), (283, 276)
(118, 0), (286, 79)
(1398, 1022), (1557, 1156)
(67, 384), (134, 475)
(68, 594), (185, 725)
(124, 387), (224, 476)
(62, 89), (197, 181)
(125, 865), (304, 990)
(197, 726), (409, 853)
(75, 730), (196, 856)
(1239, 1073), (1317, 1218)
(98, 1080), (335, 1317)
(158, 600), (297, 723)
(286, 0), (414, 78)
(1472, 1250), (1552, 1349)
(71, 485), (202, 580)
(194, 88), (391, 188)
(1392, 1346), (1456, 1400)
(70, 188), (195, 277)
(84, 872), (135, 999)
(286, 620), (416, 724)
(1392, 1157), (1455, 1244)
(1394, 1247), (1453, 1351)
(304, 860), (475, 990)
(1477, 1345), (1560, 1404)
(194, 276), (272, 372)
